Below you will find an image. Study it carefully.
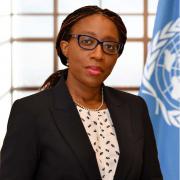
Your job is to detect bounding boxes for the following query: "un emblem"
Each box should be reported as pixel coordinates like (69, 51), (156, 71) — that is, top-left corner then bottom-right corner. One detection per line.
(142, 18), (180, 128)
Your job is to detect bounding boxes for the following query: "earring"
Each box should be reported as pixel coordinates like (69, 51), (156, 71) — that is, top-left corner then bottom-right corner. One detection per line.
(66, 63), (69, 67)
(66, 59), (69, 67)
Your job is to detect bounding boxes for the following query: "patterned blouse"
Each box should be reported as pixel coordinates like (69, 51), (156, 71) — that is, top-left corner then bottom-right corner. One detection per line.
(76, 106), (120, 180)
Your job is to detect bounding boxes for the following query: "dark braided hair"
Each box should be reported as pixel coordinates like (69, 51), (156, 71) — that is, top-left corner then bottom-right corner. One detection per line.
(41, 5), (127, 90)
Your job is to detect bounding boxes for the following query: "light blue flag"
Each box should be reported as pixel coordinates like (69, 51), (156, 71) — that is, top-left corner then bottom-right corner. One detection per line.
(139, 0), (180, 180)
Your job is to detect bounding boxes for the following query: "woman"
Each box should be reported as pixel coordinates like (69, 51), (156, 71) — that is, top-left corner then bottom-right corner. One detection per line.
(0, 6), (162, 180)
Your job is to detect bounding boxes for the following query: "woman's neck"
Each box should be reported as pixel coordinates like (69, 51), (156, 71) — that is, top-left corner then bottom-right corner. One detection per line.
(66, 76), (105, 109)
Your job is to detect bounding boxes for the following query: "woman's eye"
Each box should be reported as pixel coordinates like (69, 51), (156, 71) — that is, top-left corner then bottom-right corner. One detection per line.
(105, 44), (115, 50)
(81, 39), (93, 45)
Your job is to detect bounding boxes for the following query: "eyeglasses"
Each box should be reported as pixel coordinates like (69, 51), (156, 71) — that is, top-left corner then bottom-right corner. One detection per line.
(70, 34), (123, 55)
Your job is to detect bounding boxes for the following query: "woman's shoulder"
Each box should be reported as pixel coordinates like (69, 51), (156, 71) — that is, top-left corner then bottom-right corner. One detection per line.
(12, 88), (53, 113)
(104, 86), (145, 105)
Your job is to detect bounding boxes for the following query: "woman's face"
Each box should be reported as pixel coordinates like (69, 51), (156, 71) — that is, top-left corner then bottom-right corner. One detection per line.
(61, 14), (120, 88)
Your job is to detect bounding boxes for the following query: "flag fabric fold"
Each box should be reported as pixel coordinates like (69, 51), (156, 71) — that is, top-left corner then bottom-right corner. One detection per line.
(139, 0), (180, 179)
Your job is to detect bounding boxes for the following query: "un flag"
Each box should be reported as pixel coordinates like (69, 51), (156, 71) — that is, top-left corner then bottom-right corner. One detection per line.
(139, 0), (180, 179)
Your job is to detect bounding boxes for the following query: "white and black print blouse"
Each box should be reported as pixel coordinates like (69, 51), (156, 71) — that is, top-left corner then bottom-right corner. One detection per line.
(76, 106), (120, 180)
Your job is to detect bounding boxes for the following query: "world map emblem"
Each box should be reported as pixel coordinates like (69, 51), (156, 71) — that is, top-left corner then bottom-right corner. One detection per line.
(142, 18), (180, 128)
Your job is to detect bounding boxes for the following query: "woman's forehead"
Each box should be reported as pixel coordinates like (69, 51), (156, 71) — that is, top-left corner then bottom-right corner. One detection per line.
(71, 14), (119, 40)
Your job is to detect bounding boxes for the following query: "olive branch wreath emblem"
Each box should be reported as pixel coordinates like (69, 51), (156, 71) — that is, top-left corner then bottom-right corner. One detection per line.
(142, 18), (180, 128)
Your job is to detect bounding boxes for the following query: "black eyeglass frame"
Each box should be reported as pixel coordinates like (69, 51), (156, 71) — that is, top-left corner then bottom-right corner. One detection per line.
(69, 34), (124, 55)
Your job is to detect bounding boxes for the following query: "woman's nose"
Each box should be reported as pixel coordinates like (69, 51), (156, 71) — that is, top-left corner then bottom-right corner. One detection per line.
(91, 44), (104, 60)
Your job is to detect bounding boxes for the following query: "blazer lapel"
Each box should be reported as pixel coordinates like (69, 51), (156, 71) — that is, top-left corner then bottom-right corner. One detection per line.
(50, 75), (101, 180)
(104, 87), (135, 179)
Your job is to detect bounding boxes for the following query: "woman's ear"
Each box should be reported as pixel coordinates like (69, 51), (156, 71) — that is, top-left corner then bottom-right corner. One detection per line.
(60, 40), (69, 57)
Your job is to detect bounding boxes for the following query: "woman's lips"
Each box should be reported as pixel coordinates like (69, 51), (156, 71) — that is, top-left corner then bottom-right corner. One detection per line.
(86, 66), (103, 76)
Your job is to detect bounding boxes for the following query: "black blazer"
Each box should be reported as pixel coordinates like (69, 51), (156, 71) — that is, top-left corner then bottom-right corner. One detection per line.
(0, 71), (162, 180)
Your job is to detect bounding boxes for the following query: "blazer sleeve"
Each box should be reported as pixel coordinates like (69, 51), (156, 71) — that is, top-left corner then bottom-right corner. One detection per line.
(140, 98), (163, 180)
(0, 100), (39, 180)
